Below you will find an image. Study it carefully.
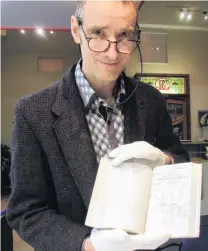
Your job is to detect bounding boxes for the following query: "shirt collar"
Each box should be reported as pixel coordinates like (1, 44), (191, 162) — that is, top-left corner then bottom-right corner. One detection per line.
(75, 59), (125, 108)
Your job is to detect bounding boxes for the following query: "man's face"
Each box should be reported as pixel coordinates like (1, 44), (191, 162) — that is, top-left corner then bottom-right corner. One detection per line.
(71, 1), (137, 82)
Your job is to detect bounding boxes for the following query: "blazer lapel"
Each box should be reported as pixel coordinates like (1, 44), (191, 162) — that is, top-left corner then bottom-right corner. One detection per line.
(52, 67), (98, 208)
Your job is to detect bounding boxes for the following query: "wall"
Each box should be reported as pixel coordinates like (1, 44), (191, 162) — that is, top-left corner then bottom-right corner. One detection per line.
(1, 31), (80, 145)
(126, 29), (208, 141)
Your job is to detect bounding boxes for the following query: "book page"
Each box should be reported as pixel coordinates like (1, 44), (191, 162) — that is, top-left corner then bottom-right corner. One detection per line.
(85, 157), (153, 234)
(144, 162), (202, 238)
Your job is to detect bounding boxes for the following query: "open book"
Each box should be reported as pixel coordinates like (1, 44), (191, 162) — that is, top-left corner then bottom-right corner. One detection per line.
(85, 157), (202, 238)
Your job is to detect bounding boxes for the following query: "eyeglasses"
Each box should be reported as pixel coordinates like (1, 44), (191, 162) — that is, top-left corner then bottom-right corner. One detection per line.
(75, 16), (140, 54)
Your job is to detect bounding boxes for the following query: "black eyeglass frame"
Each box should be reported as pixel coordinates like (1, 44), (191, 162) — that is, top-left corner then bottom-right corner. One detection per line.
(75, 15), (141, 55)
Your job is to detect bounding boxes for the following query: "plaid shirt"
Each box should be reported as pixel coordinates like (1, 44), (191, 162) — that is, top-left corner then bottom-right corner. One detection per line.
(75, 60), (125, 164)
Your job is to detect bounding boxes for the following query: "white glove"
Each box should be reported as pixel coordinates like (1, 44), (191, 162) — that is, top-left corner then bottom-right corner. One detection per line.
(109, 141), (168, 167)
(90, 228), (170, 251)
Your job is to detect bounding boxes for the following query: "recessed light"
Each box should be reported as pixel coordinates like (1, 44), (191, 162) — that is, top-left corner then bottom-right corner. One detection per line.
(180, 10), (185, 20)
(157, 47), (159, 51)
(20, 30), (25, 34)
(36, 28), (45, 36)
(50, 31), (54, 34)
(204, 11), (208, 20)
(187, 13), (192, 21)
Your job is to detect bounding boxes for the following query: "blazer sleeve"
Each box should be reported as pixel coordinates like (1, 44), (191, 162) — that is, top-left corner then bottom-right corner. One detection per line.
(6, 101), (91, 251)
(154, 94), (190, 163)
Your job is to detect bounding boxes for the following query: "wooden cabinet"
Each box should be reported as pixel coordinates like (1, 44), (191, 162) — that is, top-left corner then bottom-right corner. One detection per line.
(166, 99), (188, 140)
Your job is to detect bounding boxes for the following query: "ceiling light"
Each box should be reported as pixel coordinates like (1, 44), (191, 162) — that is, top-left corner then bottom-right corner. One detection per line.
(157, 47), (159, 51)
(36, 28), (45, 36)
(50, 31), (54, 34)
(187, 13), (192, 21)
(179, 10), (185, 20)
(204, 11), (208, 20)
(20, 29), (25, 34)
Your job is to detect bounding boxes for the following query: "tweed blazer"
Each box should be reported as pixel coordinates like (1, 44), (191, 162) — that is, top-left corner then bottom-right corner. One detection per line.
(7, 64), (190, 251)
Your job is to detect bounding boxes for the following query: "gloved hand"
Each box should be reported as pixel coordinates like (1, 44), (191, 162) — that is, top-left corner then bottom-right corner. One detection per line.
(90, 228), (170, 251)
(109, 141), (170, 167)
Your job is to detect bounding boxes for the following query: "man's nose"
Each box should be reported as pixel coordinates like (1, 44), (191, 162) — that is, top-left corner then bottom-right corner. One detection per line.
(104, 42), (119, 61)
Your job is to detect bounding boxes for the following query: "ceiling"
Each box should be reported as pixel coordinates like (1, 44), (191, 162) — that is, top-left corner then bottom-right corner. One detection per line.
(1, 1), (208, 30)
(1, 1), (75, 29)
(139, 1), (208, 28)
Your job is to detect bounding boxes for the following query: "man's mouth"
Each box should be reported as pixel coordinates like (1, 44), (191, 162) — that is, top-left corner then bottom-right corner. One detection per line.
(100, 61), (119, 66)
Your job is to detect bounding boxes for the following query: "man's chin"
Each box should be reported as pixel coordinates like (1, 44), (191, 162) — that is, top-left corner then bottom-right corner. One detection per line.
(98, 70), (121, 82)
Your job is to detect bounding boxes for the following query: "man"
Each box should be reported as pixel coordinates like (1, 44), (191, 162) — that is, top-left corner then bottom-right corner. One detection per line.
(7, 1), (190, 251)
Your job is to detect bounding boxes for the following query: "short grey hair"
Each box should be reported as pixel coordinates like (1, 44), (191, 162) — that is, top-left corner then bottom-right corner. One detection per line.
(75, 0), (138, 18)
(75, 0), (85, 18)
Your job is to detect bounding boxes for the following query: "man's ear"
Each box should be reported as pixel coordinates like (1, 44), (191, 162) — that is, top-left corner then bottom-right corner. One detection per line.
(71, 15), (81, 44)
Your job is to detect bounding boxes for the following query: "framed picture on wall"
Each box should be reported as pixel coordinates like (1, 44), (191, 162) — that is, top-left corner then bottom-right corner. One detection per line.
(134, 73), (190, 95)
(134, 73), (191, 140)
